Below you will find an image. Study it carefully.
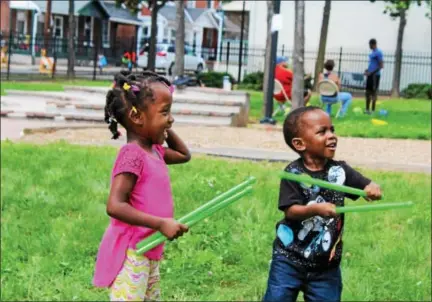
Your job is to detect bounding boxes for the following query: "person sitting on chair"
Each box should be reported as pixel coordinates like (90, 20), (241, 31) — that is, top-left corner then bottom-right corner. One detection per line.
(318, 60), (352, 118)
(274, 56), (311, 105)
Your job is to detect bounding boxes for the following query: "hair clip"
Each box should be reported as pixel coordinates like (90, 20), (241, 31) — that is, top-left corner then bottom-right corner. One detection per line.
(131, 106), (138, 114)
(123, 83), (131, 91)
(131, 85), (140, 92)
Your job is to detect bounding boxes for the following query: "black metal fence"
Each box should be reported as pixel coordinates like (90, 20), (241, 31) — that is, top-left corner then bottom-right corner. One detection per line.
(1, 31), (431, 96)
(203, 43), (431, 95)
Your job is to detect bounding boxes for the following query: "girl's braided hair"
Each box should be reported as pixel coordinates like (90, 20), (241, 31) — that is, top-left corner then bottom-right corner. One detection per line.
(104, 70), (172, 139)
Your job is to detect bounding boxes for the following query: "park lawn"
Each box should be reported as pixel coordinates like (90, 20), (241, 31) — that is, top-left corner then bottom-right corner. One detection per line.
(247, 90), (432, 140)
(1, 142), (430, 301)
(0, 79), (111, 96)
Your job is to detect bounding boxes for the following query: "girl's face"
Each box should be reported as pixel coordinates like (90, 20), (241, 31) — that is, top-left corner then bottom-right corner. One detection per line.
(134, 82), (174, 145)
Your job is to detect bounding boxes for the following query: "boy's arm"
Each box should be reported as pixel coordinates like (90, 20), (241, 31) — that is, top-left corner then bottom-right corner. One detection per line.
(280, 178), (338, 220)
(163, 129), (191, 165)
(342, 162), (382, 201)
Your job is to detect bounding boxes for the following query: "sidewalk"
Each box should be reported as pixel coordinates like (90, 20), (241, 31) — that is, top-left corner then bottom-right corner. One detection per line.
(5, 118), (430, 174)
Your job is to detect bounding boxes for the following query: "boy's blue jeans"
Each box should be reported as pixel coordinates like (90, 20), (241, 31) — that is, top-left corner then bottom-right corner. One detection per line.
(263, 255), (342, 302)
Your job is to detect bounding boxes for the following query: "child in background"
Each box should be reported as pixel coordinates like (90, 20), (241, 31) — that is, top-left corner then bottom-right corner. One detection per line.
(93, 71), (191, 301)
(263, 106), (382, 302)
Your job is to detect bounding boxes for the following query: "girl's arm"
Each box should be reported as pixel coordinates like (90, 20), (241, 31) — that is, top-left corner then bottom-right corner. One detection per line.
(163, 129), (191, 165)
(106, 173), (188, 239)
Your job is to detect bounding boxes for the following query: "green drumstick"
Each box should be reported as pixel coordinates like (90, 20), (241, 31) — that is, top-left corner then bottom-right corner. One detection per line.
(280, 171), (367, 197)
(336, 202), (413, 214)
(135, 186), (254, 254)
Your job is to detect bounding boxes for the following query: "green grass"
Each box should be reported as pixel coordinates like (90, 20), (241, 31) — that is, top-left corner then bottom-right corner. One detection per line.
(247, 90), (432, 140)
(1, 142), (430, 301)
(0, 79), (111, 96)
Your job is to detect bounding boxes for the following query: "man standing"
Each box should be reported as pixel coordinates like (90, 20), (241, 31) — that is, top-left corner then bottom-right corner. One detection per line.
(364, 38), (384, 114)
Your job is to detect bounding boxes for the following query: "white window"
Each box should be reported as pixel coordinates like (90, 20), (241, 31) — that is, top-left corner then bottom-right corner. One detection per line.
(102, 20), (110, 48)
(170, 29), (176, 44)
(16, 11), (27, 35)
(186, 0), (195, 8)
(83, 17), (94, 46)
(53, 16), (63, 38)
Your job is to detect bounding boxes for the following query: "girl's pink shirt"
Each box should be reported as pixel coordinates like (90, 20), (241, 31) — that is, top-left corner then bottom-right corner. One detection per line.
(93, 142), (173, 288)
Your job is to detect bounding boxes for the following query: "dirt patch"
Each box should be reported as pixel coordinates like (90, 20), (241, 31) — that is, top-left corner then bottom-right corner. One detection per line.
(17, 125), (431, 168)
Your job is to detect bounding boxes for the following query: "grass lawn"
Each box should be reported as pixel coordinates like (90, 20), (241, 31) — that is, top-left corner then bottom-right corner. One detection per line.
(1, 142), (430, 301)
(247, 90), (432, 140)
(0, 79), (111, 96)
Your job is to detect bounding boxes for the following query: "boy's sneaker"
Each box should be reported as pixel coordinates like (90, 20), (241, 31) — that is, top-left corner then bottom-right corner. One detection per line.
(364, 110), (371, 115)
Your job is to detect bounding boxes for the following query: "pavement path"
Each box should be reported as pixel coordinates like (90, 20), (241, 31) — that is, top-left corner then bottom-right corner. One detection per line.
(3, 117), (430, 174)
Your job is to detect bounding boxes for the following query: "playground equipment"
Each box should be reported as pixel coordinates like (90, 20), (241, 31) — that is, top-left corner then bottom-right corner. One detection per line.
(0, 46), (7, 66)
(39, 48), (54, 74)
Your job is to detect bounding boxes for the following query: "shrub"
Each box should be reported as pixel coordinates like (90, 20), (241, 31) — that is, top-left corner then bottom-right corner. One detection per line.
(239, 71), (264, 91)
(401, 83), (432, 100)
(197, 72), (236, 88)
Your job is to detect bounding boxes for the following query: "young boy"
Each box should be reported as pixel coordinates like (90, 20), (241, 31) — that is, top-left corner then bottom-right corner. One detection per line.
(263, 106), (382, 302)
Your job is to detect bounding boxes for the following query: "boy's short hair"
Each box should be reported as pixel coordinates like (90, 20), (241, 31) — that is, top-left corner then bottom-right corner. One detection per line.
(283, 106), (322, 152)
(369, 38), (377, 45)
(324, 59), (335, 71)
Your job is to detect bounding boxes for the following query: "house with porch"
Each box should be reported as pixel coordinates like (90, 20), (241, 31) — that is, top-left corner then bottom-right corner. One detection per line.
(2, 0), (141, 62)
(138, 0), (240, 60)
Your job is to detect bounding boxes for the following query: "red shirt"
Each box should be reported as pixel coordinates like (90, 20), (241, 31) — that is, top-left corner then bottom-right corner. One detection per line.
(274, 65), (293, 102)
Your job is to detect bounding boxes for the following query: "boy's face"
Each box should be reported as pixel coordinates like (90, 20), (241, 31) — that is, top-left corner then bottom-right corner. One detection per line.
(292, 110), (338, 159)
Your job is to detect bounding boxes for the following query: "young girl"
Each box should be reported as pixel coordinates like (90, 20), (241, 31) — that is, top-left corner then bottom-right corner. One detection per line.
(93, 71), (191, 301)
(263, 106), (382, 302)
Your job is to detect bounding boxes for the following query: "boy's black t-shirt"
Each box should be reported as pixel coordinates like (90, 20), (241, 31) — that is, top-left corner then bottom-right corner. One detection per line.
(273, 158), (371, 271)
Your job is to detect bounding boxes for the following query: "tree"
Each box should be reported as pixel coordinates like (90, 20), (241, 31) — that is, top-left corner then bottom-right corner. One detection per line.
(43, 0), (52, 51)
(116, 0), (169, 71)
(67, 0), (75, 79)
(291, 0), (305, 109)
(371, 0), (430, 98)
(262, 0), (274, 115)
(312, 0), (331, 92)
(173, 0), (185, 78)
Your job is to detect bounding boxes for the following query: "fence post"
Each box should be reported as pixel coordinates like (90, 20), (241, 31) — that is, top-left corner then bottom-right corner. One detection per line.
(219, 41), (223, 61)
(282, 44), (285, 57)
(337, 46), (343, 77)
(51, 35), (57, 80)
(6, 31), (13, 80)
(93, 36), (99, 81)
(226, 41), (230, 74)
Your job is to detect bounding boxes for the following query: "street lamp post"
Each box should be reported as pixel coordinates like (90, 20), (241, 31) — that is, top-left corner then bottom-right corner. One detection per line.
(260, 0), (281, 125)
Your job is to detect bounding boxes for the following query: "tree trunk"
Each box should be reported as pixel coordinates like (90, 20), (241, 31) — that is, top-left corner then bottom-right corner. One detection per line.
(67, 0), (75, 79)
(173, 0), (185, 78)
(313, 0), (331, 91)
(391, 8), (406, 98)
(262, 0), (274, 115)
(292, 0), (305, 109)
(44, 0), (52, 51)
(148, 0), (159, 71)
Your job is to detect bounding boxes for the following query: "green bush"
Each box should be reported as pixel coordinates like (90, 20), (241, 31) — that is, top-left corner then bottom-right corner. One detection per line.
(401, 83), (432, 100)
(197, 72), (236, 88)
(239, 71), (264, 91)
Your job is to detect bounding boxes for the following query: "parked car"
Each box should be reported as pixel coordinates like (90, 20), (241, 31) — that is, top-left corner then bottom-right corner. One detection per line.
(137, 43), (206, 75)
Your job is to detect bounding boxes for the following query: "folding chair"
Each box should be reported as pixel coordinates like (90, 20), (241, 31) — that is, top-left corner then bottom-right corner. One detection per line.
(272, 79), (291, 117)
(317, 79), (342, 118)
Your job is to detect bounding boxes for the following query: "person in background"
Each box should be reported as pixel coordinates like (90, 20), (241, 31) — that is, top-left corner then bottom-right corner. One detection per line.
(364, 39), (384, 114)
(274, 56), (312, 105)
(318, 60), (352, 117)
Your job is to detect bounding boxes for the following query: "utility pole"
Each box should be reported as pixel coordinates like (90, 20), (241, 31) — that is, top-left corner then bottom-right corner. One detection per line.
(260, 0), (281, 125)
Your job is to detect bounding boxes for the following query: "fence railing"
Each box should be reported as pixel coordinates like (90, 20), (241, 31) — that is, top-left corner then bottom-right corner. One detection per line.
(1, 31), (431, 96)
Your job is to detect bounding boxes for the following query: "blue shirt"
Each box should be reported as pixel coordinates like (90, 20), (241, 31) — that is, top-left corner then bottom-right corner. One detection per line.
(368, 48), (383, 76)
